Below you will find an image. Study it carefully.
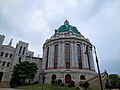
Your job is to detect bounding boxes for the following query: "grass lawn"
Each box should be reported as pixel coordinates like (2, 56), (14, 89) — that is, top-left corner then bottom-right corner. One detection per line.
(16, 84), (80, 90)
(88, 87), (101, 90)
(16, 84), (101, 90)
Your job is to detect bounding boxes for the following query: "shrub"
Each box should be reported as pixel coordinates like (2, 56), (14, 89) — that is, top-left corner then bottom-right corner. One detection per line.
(51, 79), (56, 85)
(83, 81), (90, 88)
(79, 80), (85, 86)
(70, 80), (75, 87)
(58, 79), (62, 85)
(10, 78), (17, 88)
(68, 83), (72, 87)
(67, 80), (75, 87)
(34, 81), (39, 84)
(54, 79), (58, 86)
(60, 82), (64, 87)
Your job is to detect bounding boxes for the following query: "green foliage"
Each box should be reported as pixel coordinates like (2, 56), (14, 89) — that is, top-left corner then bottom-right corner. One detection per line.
(109, 74), (120, 88)
(118, 81), (120, 89)
(51, 79), (63, 86)
(70, 80), (75, 87)
(60, 83), (64, 87)
(10, 61), (38, 87)
(58, 79), (62, 85)
(67, 80), (75, 87)
(79, 80), (85, 86)
(54, 79), (58, 86)
(51, 79), (56, 85)
(83, 81), (90, 88)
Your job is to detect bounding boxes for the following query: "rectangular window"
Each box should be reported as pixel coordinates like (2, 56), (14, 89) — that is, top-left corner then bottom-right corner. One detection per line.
(2, 61), (6, 66)
(19, 46), (22, 54)
(65, 43), (70, 69)
(54, 44), (58, 69)
(5, 53), (8, 57)
(77, 44), (82, 69)
(7, 62), (10, 67)
(9, 54), (13, 58)
(0, 61), (1, 65)
(0, 52), (4, 56)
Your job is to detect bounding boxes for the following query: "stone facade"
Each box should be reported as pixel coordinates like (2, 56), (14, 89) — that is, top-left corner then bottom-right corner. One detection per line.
(42, 20), (97, 84)
(0, 35), (42, 87)
(0, 20), (98, 87)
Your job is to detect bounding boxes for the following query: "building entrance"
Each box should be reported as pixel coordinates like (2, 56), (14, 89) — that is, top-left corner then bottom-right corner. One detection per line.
(0, 72), (3, 82)
(65, 74), (71, 84)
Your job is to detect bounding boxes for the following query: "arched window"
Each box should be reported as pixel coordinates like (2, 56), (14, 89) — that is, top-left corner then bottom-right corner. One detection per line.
(77, 44), (82, 69)
(22, 47), (26, 55)
(46, 47), (49, 70)
(80, 75), (85, 80)
(0, 52), (4, 56)
(51, 74), (56, 80)
(54, 44), (58, 69)
(65, 43), (70, 69)
(19, 46), (22, 54)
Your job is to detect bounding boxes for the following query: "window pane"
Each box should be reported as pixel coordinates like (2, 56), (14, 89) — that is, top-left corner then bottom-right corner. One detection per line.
(2, 61), (6, 66)
(5, 53), (8, 57)
(54, 44), (58, 69)
(0, 52), (4, 56)
(65, 43), (70, 69)
(77, 44), (82, 69)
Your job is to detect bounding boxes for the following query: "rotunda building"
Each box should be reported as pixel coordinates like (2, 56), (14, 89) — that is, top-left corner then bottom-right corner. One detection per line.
(42, 20), (97, 84)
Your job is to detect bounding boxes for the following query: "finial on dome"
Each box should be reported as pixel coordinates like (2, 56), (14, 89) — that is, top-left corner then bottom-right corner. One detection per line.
(64, 19), (69, 25)
(8, 38), (13, 47)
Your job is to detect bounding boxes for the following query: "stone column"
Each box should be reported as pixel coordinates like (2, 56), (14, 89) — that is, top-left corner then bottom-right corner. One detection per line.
(90, 49), (95, 71)
(82, 44), (89, 69)
(61, 41), (65, 68)
(71, 41), (75, 68)
(48, 44), (51, 69)
(81, 43), (86, 69)
(50, 43), (54, 69)
(58, 41), (62, 68)
(74, 42), (78, 69)
(85, 44), (89, 69)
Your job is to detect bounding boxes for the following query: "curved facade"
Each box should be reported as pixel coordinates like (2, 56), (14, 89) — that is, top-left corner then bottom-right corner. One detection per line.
(42, 20), (97, 84)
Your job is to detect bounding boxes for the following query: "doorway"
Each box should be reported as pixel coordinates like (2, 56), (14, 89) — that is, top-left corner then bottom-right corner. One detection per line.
(0, 72), (3, 82)
(65, 74), (71, 84)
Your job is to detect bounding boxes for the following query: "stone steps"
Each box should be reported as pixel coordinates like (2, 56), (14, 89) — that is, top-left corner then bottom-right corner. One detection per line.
(87, 71), (108, 88)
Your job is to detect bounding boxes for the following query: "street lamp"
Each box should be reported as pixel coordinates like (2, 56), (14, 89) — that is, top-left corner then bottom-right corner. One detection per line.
(40, 70), (47, 90)
(85, 45), (103, 90)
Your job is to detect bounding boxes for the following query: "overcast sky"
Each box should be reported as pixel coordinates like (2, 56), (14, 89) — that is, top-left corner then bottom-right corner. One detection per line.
(0, 0), (120, 74)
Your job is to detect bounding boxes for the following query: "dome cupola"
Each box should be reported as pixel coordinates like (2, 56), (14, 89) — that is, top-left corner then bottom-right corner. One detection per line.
(57, 20), (80, 34)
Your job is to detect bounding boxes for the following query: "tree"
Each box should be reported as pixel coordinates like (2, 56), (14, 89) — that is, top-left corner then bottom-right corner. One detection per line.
(10, 61), (38, 87)
(109, 74), (120, 89)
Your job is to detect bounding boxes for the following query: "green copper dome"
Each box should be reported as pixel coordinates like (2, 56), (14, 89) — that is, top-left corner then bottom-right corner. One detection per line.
(57, 20), (80, 34)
